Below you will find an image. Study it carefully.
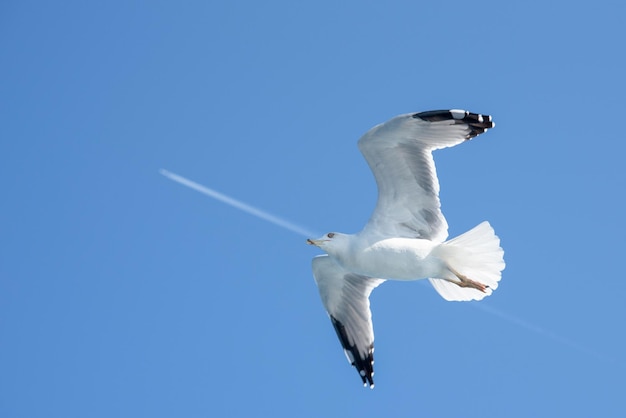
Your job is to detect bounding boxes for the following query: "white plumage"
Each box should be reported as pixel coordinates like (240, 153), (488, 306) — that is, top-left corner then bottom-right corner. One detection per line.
(307, 109), (505, 388)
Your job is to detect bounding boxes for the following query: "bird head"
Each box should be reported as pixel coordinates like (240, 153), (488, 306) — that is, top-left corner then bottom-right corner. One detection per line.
(306, 232), (350, 256)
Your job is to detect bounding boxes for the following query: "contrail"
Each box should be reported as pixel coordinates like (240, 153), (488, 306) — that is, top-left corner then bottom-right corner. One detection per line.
(468, 301), (619, 365)
(160, 168), (617, 366)
(159, 169), (318, 238)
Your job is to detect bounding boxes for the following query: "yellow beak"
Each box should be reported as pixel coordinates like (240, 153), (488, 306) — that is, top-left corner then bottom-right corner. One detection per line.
(306, 239), (325, 247)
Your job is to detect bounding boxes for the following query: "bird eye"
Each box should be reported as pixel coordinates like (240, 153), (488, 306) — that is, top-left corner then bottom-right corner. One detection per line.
(327, 233), (335, 238)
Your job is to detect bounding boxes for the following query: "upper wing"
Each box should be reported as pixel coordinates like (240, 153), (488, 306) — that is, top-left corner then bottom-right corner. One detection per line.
(312, 255), (385, 388)
(357, 109), (495, 242)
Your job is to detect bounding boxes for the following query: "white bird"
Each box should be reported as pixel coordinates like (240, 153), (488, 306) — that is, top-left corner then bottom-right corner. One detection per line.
(307, 109), (505, 388)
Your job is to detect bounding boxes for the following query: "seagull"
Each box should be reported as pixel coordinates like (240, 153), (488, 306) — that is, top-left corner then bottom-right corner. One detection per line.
(307, 109), (505, 388)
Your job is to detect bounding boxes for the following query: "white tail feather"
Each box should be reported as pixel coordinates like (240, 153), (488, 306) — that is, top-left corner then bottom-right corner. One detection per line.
(429, 221), (505, 301)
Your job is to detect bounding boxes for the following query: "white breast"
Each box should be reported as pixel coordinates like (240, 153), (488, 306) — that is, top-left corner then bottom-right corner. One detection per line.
(342, 237), (445, 280)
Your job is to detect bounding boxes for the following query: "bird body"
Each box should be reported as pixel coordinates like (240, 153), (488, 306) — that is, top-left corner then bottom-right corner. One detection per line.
(307, 109), (505, 388)
(318, 233), (444, 281)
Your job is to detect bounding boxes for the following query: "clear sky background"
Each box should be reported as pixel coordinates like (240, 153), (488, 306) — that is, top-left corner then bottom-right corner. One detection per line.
(2, 1), (625, 417)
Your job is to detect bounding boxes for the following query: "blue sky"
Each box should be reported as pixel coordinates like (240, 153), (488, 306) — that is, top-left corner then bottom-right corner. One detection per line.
(2, 1), (625, 417)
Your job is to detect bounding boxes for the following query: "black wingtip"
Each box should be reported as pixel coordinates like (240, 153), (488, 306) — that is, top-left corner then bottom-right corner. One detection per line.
(330, 315), (375, 388)
(412, 109), (495, 139)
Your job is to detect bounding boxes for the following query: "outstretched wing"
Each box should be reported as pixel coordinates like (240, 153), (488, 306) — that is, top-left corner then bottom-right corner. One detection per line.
(312, 255), (385, 388)
(357, 109), (495, 242)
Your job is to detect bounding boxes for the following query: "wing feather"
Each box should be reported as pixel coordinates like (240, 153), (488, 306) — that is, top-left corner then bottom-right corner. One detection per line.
(312, 255), (384, 388)
(357, 109), (494, 242)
